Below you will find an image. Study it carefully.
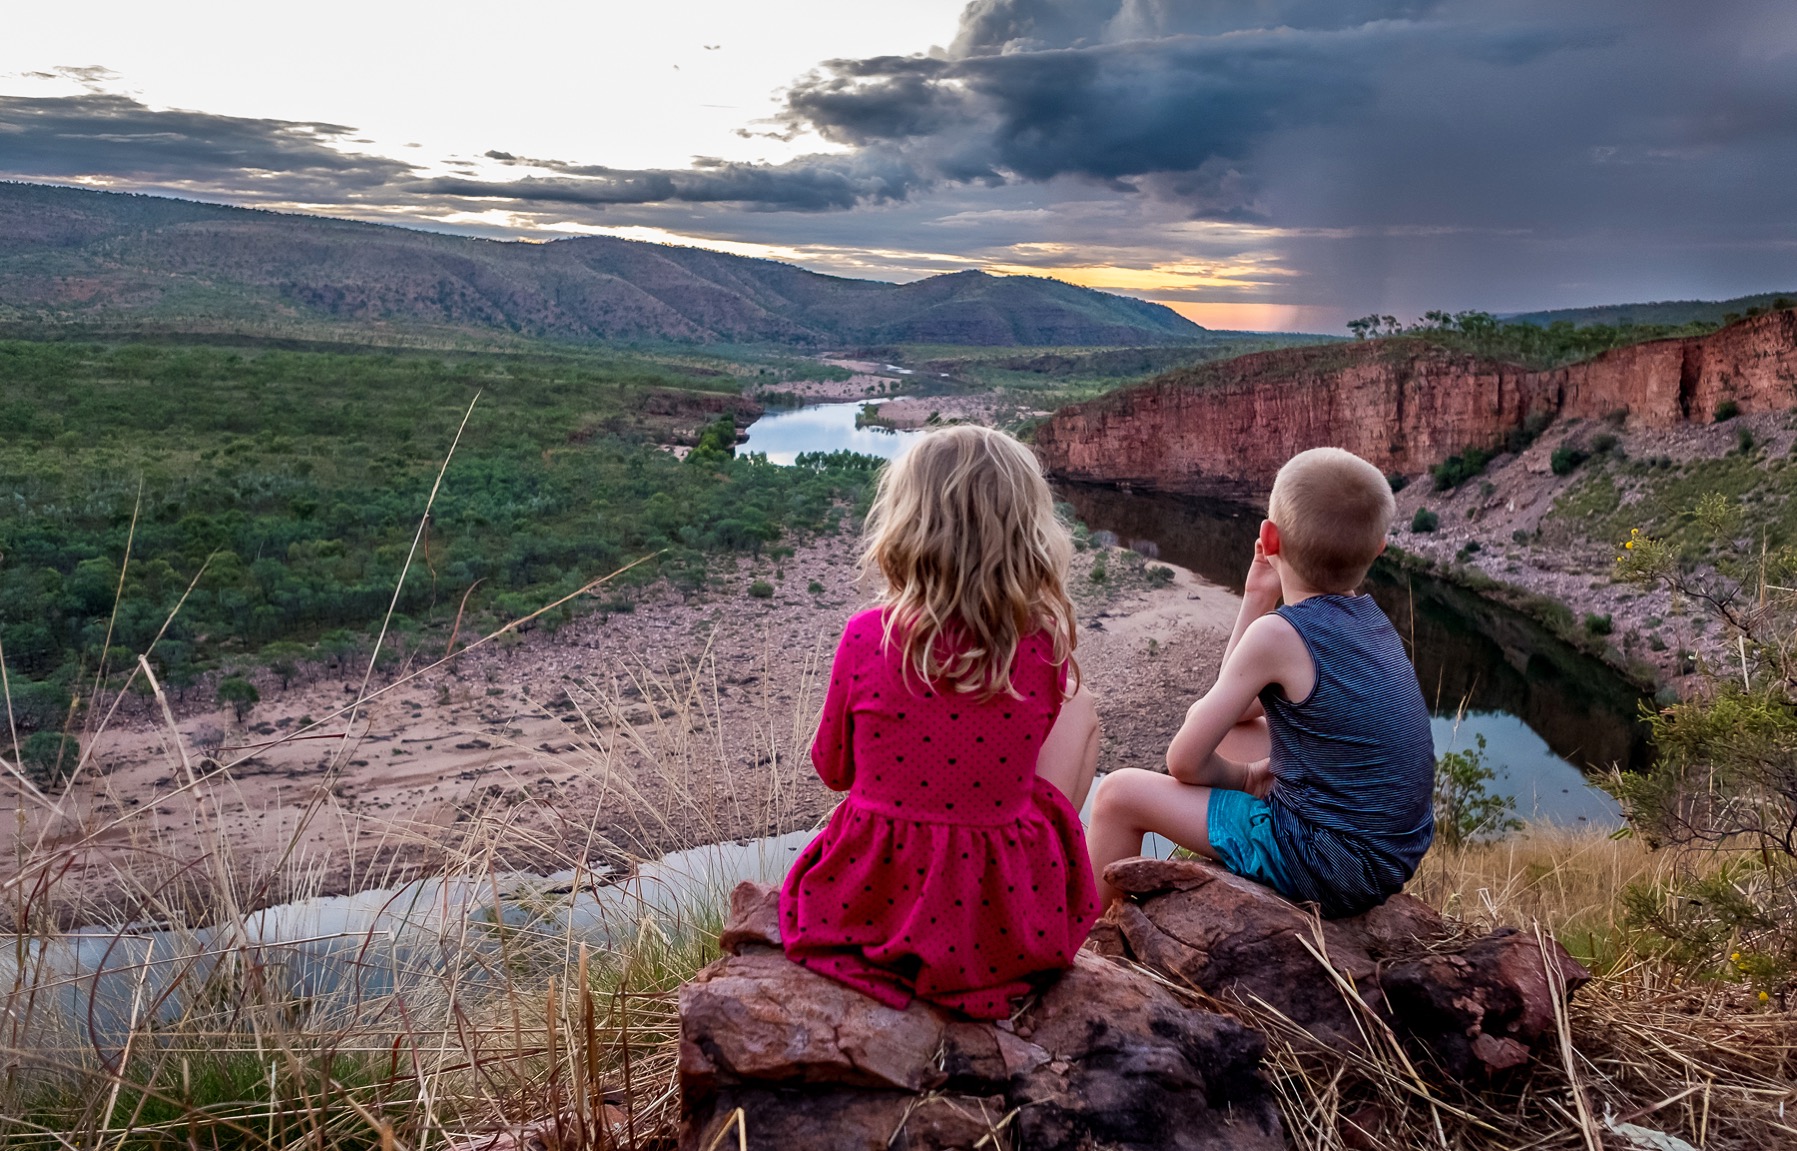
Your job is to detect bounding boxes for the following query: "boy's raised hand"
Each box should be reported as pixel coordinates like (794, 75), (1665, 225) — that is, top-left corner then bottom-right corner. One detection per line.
(1243, 538), (1281, 608)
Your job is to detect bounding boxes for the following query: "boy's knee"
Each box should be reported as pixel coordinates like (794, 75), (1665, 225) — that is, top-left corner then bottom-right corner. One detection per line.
(1092, 768), (1152, 822)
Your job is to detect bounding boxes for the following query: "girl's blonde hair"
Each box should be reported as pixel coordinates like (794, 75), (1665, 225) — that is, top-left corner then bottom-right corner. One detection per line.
(862, 425), (1078, 698)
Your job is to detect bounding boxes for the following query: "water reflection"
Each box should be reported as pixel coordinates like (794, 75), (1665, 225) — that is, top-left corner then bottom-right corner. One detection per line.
(739, 399), (923, 464)
(1056, 482), (1651, 786)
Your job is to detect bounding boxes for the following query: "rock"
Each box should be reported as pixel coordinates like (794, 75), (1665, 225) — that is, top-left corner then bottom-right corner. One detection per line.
(1380, 926), (1592, 1081)
(1103, 856), (1446, 1050)
(1099, 857), (1591, 1081)
(716, 879), (782, 953)
(678, 882), (1284, 1151)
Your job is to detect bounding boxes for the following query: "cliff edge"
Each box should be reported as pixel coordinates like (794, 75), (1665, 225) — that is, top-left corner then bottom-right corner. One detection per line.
(1033, 310), (1797, 496)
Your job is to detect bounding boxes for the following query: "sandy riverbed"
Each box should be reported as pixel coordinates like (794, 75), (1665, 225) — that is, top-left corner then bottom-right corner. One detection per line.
(6, 536), (1237, 925)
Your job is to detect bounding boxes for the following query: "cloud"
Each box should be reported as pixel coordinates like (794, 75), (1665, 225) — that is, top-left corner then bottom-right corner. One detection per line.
(2, 2), (1794, 322)
(0, 92), (414, 195)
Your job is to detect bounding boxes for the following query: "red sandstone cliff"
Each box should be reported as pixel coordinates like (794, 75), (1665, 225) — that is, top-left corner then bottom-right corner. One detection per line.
(1034, 310), (1797, 495)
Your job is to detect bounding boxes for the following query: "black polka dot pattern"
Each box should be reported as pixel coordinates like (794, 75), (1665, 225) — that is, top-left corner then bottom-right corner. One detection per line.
(779, 608), (1102, 1020)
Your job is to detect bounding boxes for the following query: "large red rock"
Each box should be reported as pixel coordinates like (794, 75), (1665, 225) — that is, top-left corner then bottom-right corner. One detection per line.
(1099, 857), (1590, 1082)
(1033, 310), (1797, 494)
(678, 882), (1284, 1151)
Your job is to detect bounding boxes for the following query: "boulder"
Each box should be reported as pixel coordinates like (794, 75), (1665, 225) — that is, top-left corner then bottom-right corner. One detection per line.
(678, 882), (1285, 1151)
(1099, 857), (1591, 1081)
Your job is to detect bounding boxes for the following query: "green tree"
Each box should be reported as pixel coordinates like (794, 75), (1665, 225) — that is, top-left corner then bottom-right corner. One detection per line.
(216, 676), (260, 723)
(20, 731), (79, 791)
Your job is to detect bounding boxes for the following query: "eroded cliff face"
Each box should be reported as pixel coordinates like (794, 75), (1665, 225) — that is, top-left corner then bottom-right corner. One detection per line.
(1034, 310), (1797, 495)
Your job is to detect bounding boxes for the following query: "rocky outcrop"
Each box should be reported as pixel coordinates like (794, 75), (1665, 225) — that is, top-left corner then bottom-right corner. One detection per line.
(1034, 310), (1797, 495)
(678, 883), (1285, 1151)
(676, 872), (1592, 1148)
(1096, 858), (1591, 1083)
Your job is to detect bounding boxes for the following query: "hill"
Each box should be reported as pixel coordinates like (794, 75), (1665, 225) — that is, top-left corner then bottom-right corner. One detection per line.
(1505, 290), (1796, 329)
(0, 182), (1203, 347)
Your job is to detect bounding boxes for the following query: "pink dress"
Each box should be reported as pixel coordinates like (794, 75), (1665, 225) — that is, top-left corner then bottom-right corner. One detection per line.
(779, 608), (1100, 1019)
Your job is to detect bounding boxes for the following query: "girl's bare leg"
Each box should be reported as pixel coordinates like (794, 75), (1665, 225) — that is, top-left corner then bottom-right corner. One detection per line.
(1037, 685), (1100, 810)
(1087, 768), (1218, 906)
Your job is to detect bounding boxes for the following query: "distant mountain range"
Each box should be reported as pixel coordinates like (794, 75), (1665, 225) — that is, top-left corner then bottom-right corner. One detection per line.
(1504, 291), (1796, 329)
(0, 182), (1204, 348)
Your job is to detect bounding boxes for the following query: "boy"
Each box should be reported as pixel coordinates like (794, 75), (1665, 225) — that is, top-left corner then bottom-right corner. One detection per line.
(1088, 447), (1435, 917)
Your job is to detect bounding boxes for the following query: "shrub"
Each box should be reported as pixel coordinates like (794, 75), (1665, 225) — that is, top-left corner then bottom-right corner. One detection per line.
(20, 730), (79, 791)
(1550, 444), (1589, 475)
(1410, 507), (1439, 533)
(1590, 432), (1620, 455)
(806, 580), (825, 596)
(216, 676), (260, 722)
(1714, 398), (1741, 422)
(1431, 446), (1493, 491)
(1612, 499), (1797, 999)
(1737, 427), (1756, 454)
(1145, 564), (1175, 586)
(747, 579), (775, 599)
(1387, 472), (1409, 493)
(1433, 733), (1521, 850)
(1584, 612), (1614, 636)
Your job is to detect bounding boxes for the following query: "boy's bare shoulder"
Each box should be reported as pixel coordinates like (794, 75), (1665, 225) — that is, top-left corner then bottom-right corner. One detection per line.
(1233, 611), (1315, 696)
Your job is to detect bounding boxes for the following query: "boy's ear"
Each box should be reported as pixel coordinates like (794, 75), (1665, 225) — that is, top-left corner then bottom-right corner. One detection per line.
(1260, 519), (1281, 556)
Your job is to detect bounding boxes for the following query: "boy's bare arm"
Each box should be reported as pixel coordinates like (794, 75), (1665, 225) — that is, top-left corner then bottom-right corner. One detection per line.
(1167, 613), (1310, 787)
(1218, 537), (1283, 722)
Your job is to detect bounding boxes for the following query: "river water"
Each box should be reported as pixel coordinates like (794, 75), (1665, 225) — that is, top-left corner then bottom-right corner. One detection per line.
(10, 399), (1647, 1030)
(741, 400), (1646, 829)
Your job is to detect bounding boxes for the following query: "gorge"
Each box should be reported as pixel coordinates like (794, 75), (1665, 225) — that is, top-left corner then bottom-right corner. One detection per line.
(1032, 309), (1797, 495)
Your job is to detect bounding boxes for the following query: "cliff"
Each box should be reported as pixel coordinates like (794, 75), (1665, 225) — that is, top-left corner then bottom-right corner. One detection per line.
(1034, 309), (1797, 495)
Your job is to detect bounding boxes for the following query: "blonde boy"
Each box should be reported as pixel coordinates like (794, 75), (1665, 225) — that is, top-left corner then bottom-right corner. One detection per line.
(1088, 447), (1435, 917)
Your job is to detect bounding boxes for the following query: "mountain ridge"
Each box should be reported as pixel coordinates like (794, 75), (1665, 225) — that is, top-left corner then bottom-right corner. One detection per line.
(0, 182), (1204, 348)
(1503, 291), (1796, 329)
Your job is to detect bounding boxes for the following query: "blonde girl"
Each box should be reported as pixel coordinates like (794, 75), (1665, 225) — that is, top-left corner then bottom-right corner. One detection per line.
(778, 425), (1101, 1019)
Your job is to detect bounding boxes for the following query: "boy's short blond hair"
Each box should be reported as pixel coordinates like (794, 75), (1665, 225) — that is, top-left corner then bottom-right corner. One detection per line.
(1267, 447), (1395, 593)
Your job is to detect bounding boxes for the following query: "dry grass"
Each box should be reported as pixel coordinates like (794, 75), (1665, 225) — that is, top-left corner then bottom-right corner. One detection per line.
(1249, 828), (1797, 1151)
(1, 565), (823, 1150)
(3, 425), (1792, 1149)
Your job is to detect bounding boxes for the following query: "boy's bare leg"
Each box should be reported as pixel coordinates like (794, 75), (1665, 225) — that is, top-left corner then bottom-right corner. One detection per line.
(1088, 768), (1219, 906)
(1038, 685), (1100, 810)
(1217, 716), (1270, 765)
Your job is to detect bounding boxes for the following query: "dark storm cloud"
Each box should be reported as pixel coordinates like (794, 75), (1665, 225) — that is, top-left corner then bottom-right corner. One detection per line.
(4, 2), (1794, 315)
(0, 92), (413, 193)
(461, 150), (922, 210)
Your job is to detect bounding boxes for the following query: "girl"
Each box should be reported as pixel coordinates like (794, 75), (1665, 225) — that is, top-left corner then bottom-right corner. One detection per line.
(779, 425), (1102, 1019)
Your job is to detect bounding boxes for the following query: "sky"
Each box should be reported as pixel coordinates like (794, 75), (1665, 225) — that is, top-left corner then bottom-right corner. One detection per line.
(3, 0), (1795, 332)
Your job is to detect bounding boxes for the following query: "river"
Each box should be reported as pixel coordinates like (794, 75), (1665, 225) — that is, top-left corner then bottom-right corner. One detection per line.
(741, 399), (1647, 829)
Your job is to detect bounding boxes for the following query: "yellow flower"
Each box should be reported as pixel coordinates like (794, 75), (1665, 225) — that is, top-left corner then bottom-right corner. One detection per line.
(1631, 528), (1641, 536)
(1625, 540), (1635, 549)
(1760, 990), (1770, 1002)
(1733, 952), (1743, 962)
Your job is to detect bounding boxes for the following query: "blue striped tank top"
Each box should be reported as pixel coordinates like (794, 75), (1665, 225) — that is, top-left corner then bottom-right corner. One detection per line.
(1260, 594), (1435, 917)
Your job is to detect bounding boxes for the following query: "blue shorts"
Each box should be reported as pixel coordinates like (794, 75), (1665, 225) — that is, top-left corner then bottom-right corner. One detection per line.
(1206, 788), (1294, 895)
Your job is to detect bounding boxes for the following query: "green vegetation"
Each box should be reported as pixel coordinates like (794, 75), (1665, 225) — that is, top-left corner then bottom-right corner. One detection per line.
(890, 334), (1334, 419)
(0, 339), (879, 734)
(1347, 308), (1732, 369)
(1504, 291), (1797, 330)
(1613, 500), (1797, 1002)
(1432, 733), (1522, 849)
(1410, 507), (1440, 533)
(1430, 445), (1495, 491)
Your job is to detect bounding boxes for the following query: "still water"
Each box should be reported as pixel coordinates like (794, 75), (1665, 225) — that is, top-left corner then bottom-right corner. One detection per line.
(738, 398), (925, 464)
(744, 403), (1648, 829)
